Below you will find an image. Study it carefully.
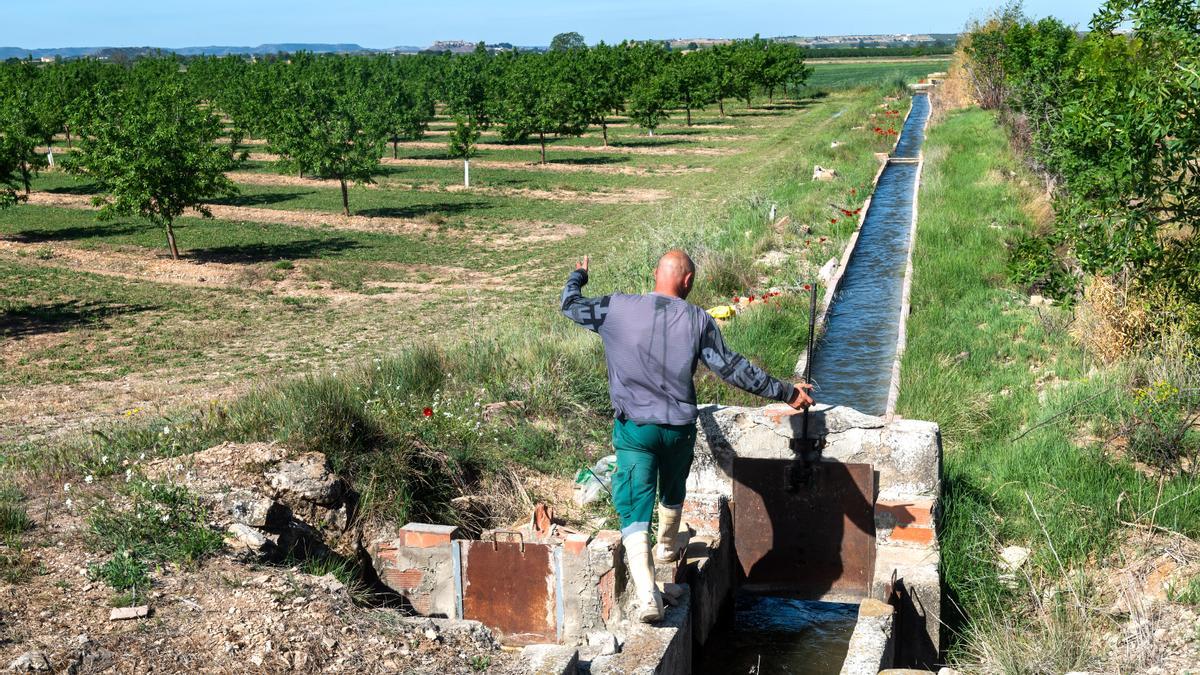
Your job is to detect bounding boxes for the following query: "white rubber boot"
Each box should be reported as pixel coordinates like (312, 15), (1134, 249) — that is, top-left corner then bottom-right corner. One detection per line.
(654, 505), (683, 564)
(623, 531), (663, 623)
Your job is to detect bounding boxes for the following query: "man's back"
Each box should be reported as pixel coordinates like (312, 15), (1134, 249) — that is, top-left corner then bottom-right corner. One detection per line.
(561, 268), (796, 425)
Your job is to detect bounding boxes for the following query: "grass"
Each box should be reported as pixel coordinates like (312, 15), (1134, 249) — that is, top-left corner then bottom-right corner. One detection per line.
(805, 59), (951, 92)
(84, 478), (224, 602)
(897, 106), (1200, 668)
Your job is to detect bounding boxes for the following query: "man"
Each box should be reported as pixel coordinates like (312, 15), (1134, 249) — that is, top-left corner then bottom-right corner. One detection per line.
(561, 250), (814, 622)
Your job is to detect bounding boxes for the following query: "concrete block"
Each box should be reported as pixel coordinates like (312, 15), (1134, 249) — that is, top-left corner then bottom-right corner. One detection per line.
(520, 644), (579, 675)
(873, 545), (941, 668)
(561, 531), (623, 642)
(876, 497), (938, 547)
(370, 523), (460, 618)
(681, 533), (733, 649)
(840, 598), (894, 675)
(589, 591), (692, 675)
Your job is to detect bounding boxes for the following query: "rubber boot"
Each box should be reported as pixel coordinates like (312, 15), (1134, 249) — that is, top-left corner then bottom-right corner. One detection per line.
(623, 531), (663, 623)
(654, 505), (683, 564)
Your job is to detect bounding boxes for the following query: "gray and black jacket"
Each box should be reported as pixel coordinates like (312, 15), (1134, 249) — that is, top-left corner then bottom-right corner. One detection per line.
(561, 268), (797, 425)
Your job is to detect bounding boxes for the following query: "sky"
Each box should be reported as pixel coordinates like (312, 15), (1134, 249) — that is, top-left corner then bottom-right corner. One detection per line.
(2, 0), (1101, 49)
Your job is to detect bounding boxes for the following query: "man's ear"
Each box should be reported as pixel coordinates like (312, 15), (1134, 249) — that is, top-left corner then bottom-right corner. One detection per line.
(683, 272), (694, 290)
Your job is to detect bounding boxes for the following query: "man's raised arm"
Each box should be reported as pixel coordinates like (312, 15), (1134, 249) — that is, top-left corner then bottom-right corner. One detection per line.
(699, 314), (812, 408)
(561, 255), (611, 333)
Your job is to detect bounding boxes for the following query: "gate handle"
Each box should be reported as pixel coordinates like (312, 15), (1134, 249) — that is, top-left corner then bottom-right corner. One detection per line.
(490, 530), (525, 552)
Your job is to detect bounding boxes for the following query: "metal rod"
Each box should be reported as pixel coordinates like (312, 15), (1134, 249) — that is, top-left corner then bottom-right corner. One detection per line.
(801, 281), (818, 444)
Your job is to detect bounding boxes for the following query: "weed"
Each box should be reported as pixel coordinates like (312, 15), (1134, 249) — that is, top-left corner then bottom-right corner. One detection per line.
(88, 548), (150, 593)
(0, 486), (30, 536)
(469, 655), (490, 671)
(273, 260), (295, 270)
(35, 246), (53, 260)
(1168, 576), (1200, 606)
(86, 479), (223, 567)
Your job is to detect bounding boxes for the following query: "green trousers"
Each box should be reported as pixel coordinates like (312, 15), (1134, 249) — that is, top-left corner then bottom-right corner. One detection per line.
(611, 418), (697, 537)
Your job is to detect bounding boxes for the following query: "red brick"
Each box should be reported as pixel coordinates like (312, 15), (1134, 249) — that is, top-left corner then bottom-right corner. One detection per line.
(564, 534), (589, 557)
(403, 530), (452, 548)
(876, 499), (934, 529)
(888, 525), (935, 545)
(384, 567), (424, 590)
(598, 568), (616, 622)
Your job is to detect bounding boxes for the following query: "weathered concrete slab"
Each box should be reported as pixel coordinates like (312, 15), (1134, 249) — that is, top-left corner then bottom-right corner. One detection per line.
(520, 644), (579, 675)
(840, 598), (895, 675)
(589, 592), (692, 675)
(369, 523), (460, 618)
(873, 544), (941, 668)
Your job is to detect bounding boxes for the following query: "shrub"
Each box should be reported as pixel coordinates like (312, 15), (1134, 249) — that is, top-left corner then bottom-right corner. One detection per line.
(1006, 232), (1075, 300)
(86, 479), (223, 566)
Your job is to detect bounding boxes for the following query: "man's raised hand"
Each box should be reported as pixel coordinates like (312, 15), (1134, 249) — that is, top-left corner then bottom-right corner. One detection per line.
(788, 382), (815, 410)
(575, 255), (590, 272)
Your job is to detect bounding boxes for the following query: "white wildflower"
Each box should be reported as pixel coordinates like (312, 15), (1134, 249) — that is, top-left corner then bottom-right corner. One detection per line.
(84, 475), (94, 485)
(65, 498), (73, 509)
(161, 514), (170, 523)
(125, 469), (133, 483)
(101, 455), (109, 464)
(63, 483), (71, 493)
(162, 426), (171, 435)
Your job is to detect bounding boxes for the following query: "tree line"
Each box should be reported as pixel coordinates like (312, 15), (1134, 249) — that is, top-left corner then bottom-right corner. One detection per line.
(962, 0), (1199, 346)
(0, 37), (809, 256)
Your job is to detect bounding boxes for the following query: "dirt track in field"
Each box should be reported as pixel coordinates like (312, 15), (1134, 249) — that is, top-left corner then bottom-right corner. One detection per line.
(224, 171), (671, 204)
(22, 192), (586, 246)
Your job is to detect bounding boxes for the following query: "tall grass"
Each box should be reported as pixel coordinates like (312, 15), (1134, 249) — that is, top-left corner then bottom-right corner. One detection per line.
(898, 107), (1200, 667)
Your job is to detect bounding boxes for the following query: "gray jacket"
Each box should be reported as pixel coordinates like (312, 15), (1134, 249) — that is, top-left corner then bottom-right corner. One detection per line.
(561, 269), (797, 425)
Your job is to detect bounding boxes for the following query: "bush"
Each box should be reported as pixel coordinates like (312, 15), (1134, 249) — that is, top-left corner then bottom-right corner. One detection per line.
(1006, 232), (1075, 300)
(86, 479), (223, 566)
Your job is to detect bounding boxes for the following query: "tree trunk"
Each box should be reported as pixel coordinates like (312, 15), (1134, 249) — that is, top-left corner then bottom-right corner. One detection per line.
(464, 159), (470, 188)
(20, 161), (30, 195)
(601, 119), (608, 147)
(719, 98), (725, 117)
(686, 104), (692, 127)
(539, 131), (546, 164)
(649, 128), (654, 137)
(65, 126), (71, 148)
(165, 221), (180, 260)
(340, 178), (350, 216)
(393, 139), (398, 159)
(769, 86), (775, 102)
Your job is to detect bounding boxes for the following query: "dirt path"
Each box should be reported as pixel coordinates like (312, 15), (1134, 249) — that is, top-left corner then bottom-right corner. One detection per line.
(398, 140), (737, 157)
(375, 156), (713, 176)
(23, 192), (586, 246)
(224, 171), (670, 204)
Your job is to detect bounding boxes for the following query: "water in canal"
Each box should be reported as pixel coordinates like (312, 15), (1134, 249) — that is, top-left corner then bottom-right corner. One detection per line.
(703, 94), (931, 672)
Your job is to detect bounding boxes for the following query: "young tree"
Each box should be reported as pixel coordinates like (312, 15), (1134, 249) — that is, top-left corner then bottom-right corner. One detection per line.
(447, 117), (481, 187)
(626, 42), (672, 135)
(377, 56), (435, 158)
(65, 62), (240, 259)
(497, 52), (590, 163)
(729, 35), (770, 108)
(263, 55), (389, 215)
(0, 63), (55, 196)
(444, 44), (497, 129)
(665, 50), (719, 126)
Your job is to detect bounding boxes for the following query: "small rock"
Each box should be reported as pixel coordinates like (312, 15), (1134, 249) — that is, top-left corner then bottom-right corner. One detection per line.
(321, 637), (337, 650)
(266, 453), (343, 506)
(952, 351), (970, 366)
(830, 140), (842, 148)
(317, 573), (345, 594)
(109, 605), (150, 621)
(818, 257), (840, 286)
(7, 652), (50, 672)
(225, 523), (273, 555)
(938, 668), (962, 675)
(249, 654), (263, 667)
(292, 652), (309, 670)
(292, 596), (307, 606)
(587, 631), (620, 656)
(999, 546), (1031, 572)
(424, 627), (439, 641)
(1028, 294), (1054, 307)
(812, 164), (839, 181)
(221, 489), (283, 528)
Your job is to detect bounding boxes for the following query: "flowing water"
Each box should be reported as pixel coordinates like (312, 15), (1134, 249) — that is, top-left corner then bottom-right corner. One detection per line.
(697, 595), (858, 675)
(808, 93), (930, 416)
(703, 94), (931, 671)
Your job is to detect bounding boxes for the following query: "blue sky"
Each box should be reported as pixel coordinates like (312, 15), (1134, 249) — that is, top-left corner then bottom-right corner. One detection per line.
(4, 0), (1101, 49)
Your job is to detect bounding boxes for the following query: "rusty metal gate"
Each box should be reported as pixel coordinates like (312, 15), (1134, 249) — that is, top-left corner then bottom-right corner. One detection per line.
(732, 457), (875, 600)
(459, 534), (563, 645)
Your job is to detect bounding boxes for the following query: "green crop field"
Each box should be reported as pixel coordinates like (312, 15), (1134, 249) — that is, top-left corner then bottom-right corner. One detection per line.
(807, 58), (950, 91)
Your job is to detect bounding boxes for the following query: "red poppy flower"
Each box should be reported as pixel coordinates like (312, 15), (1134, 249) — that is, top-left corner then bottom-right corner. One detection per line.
(733, 296), (740, 303)
(748, 295), (756, 302)
(831, 218), (838, 224)
(851, 188), (857, 196)
(802, 283), (812, 291)
(820, 236), (828, 242)
(422, 407), (433, 417)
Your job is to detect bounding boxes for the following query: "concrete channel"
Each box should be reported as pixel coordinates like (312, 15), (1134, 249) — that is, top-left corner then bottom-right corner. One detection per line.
(365, 87), (942, 674)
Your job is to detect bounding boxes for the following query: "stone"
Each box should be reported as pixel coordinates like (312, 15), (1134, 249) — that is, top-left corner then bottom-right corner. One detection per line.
(6, 652), (50, 672)
(519, 644), (579, 675)
(109, 605), (150, 621)
(266, 453), (344, 506)
(226, 523), (273, 555)
(938, 668), (963, 675)
(999, 546), (1031, 572)
(587, 631), (620, 656)
(818, 257), (840, 285)
(220, 489), (281, 528)
(831, 140), (842, 148)
(1029, 294), (1054, 307)
(812, 164), (839, 181)
(317, 573), (345, 594)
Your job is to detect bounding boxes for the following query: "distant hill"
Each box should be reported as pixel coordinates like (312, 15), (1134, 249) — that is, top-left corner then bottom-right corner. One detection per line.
(0, 43), (422, 60)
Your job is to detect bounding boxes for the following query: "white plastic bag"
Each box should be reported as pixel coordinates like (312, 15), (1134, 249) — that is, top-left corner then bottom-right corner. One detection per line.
(573, 454), (616, 505)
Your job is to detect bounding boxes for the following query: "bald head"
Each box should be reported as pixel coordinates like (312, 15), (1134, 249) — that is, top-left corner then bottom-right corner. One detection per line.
(653, 249), (696, 299)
